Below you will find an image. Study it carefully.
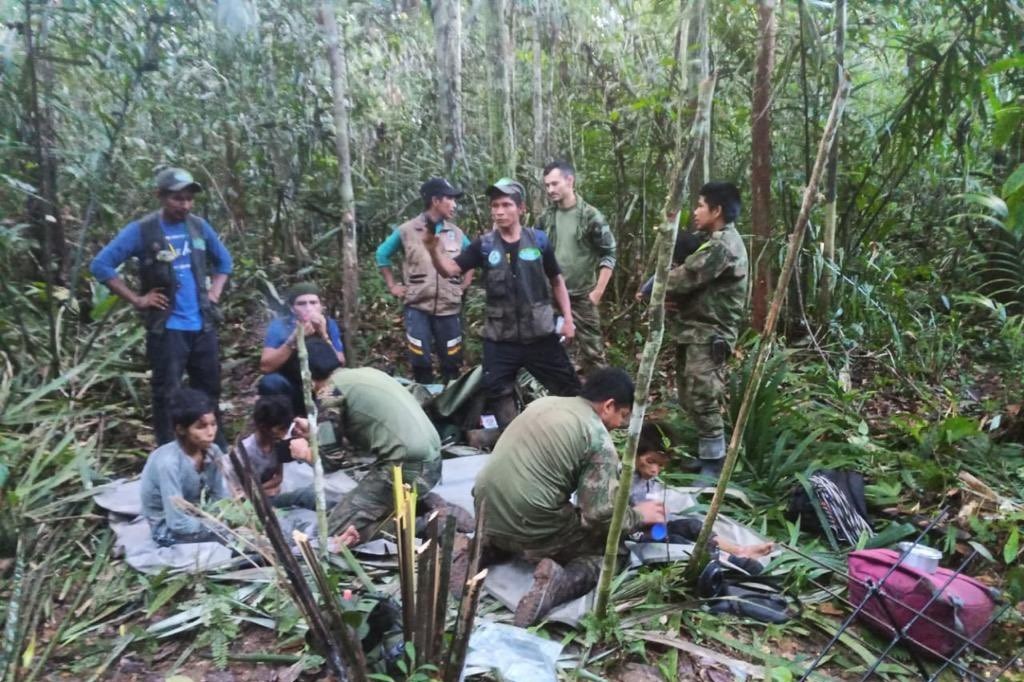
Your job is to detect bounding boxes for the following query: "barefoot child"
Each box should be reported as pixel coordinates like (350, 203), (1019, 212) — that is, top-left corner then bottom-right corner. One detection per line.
(140, 388), (231, 546)
(631, 424), (773, 566)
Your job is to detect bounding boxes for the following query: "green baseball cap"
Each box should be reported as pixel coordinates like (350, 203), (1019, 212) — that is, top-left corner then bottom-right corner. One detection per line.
(485, 177), (526, 202)
(155, 167), (203, 193)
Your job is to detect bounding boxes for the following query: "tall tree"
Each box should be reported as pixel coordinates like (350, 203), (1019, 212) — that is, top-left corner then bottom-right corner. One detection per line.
(750, 0), (778, 332)
(317, 2), (360, 361)
(487, 0), (516, 175)
(430, 0), (466, 175)
(531, 0), (546, 194)
(818, 0), (846, 316)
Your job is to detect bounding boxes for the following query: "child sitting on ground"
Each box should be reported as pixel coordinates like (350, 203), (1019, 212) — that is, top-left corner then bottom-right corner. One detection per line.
(140, 388), (231, 546)
(224, 395), (317, 510)
(631, 424), (774, 566)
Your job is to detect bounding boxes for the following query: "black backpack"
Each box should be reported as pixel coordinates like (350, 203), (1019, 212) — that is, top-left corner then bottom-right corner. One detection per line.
(788, 469), (872, 548)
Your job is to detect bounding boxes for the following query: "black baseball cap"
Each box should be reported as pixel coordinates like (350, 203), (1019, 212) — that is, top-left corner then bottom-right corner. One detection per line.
(420, 177), (464, 200)
(155, 167), (203, 193)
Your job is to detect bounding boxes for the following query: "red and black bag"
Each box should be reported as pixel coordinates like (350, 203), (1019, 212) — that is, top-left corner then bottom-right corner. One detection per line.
(847, 549), (999, 659)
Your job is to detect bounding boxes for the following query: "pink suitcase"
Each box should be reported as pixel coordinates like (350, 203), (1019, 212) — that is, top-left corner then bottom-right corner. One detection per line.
(847, 549), (998, 658)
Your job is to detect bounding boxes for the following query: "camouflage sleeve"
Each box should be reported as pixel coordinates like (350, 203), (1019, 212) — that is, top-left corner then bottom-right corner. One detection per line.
(314, 384), (347, 466)
(666, 238), (732, 297)
(587, 208), (617, 270)
(577, 438), (644, 534)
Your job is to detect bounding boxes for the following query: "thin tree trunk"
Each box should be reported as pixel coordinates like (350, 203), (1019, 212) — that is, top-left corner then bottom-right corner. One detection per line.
(685, 77), (851, 585)
(22, 0), (64, 376)
(317, 3), (360, 362)
(488, 0), (516, 175)
(595, 72), (718, 619)
(431, 0), (465, 175)
(531, 0), (546, 207)
(750, 0), (777, 333)
(818, 0), (846, 317)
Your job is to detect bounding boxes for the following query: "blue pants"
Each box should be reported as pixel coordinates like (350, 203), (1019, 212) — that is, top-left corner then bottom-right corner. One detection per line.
(146, 328), (225, 448)
(403, 306), (463, 383)
(257, 372), (307, 416)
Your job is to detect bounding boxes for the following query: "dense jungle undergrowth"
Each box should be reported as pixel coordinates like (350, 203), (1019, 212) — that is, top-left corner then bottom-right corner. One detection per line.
(2, 0), (1024, 679)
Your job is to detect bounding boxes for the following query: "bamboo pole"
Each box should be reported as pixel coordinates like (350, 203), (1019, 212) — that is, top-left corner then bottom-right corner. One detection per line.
(228, 440), (353, 679)
(295, 325), (329, 554)
(443, 569), (489, 682)
(685, 76), (852, 584)
(294, 531), (368, 681)
(594, 73), (717, 619)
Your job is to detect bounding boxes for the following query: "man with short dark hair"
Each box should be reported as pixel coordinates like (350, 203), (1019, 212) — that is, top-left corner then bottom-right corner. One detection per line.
(537, 161), (616, 373)
(291, 343), (442, 546)
(376, 177), (473, 384)
(257, 282), (346, 414)
(423, 178), (581, 427)
(666, 181), (748, 479)
(471, 367), (666, 626)
(91, 167), (232, 445)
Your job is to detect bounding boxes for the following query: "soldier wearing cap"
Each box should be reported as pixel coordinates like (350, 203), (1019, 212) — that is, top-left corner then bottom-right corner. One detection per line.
(376, 177), (473, 384)
(423, 178), (581, 427)
(91, 167), (233, 446)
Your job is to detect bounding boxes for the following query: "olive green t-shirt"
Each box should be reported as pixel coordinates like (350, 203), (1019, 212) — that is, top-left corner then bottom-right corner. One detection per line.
(474, 396), (643, 543)
(317, 367), (441, 465)
(552, 206), (596, 295)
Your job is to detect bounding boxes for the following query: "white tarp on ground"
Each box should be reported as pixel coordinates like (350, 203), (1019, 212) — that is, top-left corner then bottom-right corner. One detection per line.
(93, 453), (777, 602)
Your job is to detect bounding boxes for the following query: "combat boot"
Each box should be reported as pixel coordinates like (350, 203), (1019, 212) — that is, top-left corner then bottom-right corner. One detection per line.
(513, 558), (596, 627)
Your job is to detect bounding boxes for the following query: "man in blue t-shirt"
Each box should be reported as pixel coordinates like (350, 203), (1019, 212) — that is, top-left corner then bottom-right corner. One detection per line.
(258, 282), (346, 414)
(90, 168), (233, 446)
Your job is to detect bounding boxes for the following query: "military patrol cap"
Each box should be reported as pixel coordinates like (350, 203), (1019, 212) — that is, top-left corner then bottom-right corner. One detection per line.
(485, 177), (526, 203)
(420, 177), (464, 200)
(155, 167), (203, 193)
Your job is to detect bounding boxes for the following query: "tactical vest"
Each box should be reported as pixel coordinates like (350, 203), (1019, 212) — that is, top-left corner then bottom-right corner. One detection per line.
(481, 228), (556, 343)
(137, 211), (214, 333)
(397, 213), (465, 316)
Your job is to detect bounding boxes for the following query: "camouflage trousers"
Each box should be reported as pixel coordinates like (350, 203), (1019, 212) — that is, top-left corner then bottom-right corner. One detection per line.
(569, 294), (606, 374)
(481, 526), (617, 585)
(327, 457), (442, 540)
(676, 341), (728, 439)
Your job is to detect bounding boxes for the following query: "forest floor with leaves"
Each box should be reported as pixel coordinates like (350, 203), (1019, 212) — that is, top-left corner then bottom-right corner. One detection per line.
(4, 272), (1024, 682)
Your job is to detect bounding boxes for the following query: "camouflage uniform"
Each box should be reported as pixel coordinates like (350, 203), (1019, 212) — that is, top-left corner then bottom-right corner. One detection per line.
(665, 223), (748, 459)
(536, 195), (616, 373)
(315, 367), (442, 540)
(473, 396), (643, 576)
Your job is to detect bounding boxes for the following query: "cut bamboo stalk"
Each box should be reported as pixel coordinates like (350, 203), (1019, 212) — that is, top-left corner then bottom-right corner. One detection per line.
(229, 441), (351, 679)
(393, 467), (418, 646)
(443, 569), (488, 682)
(685, 75), (852, 584)
(432, 515), (457, 661)
(293, 531), (368, 681)
(414, 539), (436, 665)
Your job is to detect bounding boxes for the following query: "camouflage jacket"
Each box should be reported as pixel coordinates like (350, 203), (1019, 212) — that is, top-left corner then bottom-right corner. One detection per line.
(665, 223), (748, 344)
(536, 194), (616, 295)
(474, 396), (644, 543)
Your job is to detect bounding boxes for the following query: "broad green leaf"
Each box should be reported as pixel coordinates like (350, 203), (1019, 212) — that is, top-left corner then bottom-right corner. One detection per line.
(1004, 526), (1020, 564)
(1003, 164), (1024, 199)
